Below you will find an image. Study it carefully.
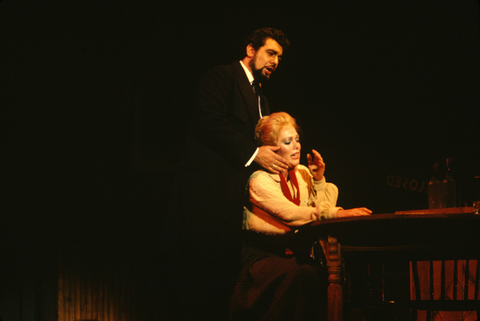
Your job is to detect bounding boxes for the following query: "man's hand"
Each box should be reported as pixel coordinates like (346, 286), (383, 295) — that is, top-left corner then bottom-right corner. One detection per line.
(307, 149), (325, 181)
(254, 145), (289, 174)
(337, 208), (372, 218)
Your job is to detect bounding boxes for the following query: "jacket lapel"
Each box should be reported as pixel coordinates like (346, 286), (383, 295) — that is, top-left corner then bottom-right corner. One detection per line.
(231, 62), (262, 121)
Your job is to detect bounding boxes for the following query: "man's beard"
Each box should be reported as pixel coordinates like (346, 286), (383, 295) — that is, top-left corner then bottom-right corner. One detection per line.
(249, 60), (270, 84)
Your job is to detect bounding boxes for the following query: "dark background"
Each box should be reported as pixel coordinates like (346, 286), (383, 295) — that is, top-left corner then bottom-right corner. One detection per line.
(1, 0), (479, 319)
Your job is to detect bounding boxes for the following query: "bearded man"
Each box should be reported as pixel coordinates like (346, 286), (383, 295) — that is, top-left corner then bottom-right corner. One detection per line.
(170, 28), (290, 320)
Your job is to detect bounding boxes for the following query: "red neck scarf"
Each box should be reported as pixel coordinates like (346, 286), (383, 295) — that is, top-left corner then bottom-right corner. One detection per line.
(279, 169), (300, 206)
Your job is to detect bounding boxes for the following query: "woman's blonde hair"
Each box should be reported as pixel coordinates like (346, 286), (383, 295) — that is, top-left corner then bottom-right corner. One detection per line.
(255, 112), (300, 146)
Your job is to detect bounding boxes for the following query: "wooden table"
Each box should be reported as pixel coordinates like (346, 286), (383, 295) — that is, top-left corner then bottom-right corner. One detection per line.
(297, 210), (480, 321)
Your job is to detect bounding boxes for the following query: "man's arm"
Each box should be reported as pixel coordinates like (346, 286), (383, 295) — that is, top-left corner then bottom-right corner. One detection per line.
(195, 64), (258, 168)
(196, 63), (289, 172)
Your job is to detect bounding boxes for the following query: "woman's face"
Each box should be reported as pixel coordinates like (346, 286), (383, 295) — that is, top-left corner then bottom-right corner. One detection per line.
(276, 125), (301, 168)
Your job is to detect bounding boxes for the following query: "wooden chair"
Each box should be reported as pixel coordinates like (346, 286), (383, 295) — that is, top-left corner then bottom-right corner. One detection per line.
(410, 259), (480, 321)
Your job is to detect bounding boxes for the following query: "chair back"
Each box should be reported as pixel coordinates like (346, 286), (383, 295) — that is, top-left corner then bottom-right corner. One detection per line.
(410, 259), (479, 321)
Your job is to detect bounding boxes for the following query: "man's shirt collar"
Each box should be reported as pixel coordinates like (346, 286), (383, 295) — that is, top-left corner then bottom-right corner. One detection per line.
(240, 60), (254, 85)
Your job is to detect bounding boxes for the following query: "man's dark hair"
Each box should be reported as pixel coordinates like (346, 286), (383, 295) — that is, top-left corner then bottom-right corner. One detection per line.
(244, 28), (290, 54)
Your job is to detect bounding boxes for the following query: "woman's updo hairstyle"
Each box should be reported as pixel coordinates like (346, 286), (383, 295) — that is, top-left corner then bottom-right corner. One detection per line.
(255, 112), (300, 146)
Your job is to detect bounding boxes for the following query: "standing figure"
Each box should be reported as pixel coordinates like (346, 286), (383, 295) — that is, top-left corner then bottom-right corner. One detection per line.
(169, 28), (290, 320)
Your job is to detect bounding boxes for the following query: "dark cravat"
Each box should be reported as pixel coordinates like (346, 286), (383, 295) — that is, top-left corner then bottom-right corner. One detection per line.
(252, 80), (266, 116)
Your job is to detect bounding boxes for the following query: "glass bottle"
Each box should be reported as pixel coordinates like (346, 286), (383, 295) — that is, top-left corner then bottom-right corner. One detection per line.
(473, 176), (480, 214)
(441, 157), (457, 208)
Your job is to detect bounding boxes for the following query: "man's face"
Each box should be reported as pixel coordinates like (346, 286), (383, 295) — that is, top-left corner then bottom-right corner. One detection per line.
(249, 38), (283, 83)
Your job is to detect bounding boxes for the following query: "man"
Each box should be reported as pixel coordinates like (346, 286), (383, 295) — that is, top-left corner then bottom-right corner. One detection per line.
(193, 28), (290, 174)
(169, 28), (290, 320)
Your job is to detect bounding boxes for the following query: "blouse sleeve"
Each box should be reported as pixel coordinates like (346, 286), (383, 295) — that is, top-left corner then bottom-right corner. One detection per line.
(312, 178), (342, 219)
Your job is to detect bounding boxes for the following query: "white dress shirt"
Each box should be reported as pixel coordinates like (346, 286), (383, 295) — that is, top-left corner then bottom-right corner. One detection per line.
(239, 60), (263, 167)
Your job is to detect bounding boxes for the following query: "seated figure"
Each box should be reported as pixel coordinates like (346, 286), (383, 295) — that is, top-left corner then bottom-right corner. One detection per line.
(230, 112), (371, 321)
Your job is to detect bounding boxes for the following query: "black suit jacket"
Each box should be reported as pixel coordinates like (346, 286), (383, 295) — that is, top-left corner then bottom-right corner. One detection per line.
(168, 61), (274, 319)
(174, 61), (271, 258)
(179, 61), (270, 171)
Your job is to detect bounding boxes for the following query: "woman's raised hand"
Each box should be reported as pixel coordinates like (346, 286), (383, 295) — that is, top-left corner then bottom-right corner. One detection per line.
(307, 149), (325, 181)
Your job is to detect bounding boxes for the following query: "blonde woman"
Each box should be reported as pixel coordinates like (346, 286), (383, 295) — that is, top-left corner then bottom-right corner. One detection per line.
(230, 112), (371, 321)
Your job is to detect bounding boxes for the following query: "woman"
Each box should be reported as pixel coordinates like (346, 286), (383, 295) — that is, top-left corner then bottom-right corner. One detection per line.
(230, 112), (371, 321)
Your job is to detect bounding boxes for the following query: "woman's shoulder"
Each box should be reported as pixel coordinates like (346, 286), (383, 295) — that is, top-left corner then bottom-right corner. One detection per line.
(250, 169), (275, 180)
(249, 170), (279, 186)
(250, 166), (311, 183)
